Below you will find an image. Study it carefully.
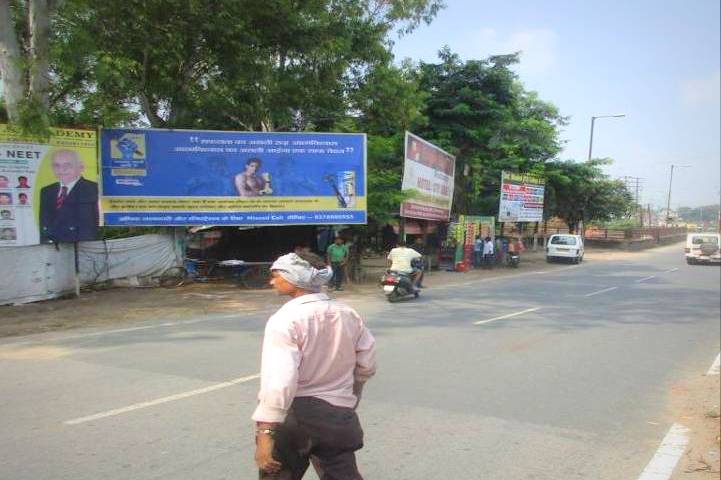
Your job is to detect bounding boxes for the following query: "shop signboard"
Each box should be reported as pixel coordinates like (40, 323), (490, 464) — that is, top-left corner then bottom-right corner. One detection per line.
(0, 124), (98, 246)
(498, 171), (545, 223)
(99, 129), (366, 226)
(400, 132), (455, 221)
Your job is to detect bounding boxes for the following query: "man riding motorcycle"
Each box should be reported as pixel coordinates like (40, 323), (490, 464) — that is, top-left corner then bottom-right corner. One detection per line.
(386, 239), (424, 289)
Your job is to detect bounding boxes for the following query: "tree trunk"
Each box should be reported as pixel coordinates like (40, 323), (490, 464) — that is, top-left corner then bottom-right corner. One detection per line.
(0, 0), (25, 121)
(28, 0), (51, 108)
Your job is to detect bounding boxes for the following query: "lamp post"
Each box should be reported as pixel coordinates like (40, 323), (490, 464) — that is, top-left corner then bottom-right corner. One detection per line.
(665, 164), (691, 224)
(587, 114), (626, 161)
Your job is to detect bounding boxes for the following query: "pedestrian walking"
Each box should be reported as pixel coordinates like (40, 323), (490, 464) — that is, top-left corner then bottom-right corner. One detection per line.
(326, 236), (349, 290)
(253, 252), (377, 479)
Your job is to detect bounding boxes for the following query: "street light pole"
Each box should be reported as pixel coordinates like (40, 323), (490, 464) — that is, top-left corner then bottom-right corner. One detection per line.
(665, 164), (691, 224)
(587, 114), (626, 162)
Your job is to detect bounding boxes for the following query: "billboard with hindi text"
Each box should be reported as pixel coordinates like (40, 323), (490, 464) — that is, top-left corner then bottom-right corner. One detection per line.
(498, 171), (545, 223)
(400, 132), (455, 221)
(100, 128), (366, 226)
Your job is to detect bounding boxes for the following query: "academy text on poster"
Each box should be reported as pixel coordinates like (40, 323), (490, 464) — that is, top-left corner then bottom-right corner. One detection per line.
(0, 125), (98, 246)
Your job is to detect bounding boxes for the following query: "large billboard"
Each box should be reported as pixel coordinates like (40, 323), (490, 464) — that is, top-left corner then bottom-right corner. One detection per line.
(400, 132), (455, 221)
(498, 171), (545, 223)
(0, 125), (98, 246)
(99, 129), (366, 226)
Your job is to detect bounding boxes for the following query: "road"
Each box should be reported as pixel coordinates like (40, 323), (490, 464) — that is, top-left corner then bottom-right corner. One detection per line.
(1, 244), (719, 479)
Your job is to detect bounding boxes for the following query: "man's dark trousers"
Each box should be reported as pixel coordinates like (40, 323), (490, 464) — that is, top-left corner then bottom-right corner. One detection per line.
(330, 262), (344, 289)
(259, 397), (364, 480)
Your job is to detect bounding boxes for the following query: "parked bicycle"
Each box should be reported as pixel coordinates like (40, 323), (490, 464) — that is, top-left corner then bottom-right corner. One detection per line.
(158, 258), (271, 289)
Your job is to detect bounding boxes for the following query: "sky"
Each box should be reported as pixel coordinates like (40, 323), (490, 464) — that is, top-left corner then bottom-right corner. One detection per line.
(392, 0), (720, 209)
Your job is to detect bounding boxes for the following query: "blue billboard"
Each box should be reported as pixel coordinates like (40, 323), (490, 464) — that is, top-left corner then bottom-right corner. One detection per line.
(99, 129), (366, 226)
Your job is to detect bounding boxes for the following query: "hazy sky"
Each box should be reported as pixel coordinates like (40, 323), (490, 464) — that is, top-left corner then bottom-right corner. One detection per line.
(392, 0), (720, 208)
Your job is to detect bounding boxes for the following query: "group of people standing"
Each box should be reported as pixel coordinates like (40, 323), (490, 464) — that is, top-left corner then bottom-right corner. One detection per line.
(473, 235), (525, 268)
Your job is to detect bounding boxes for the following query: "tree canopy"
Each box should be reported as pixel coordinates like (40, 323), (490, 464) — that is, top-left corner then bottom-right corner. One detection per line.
(0, 2), (634, 231)
(44, 0), (442, 131)
(544, 158), (633, 232)
(412, 48), (567, 216)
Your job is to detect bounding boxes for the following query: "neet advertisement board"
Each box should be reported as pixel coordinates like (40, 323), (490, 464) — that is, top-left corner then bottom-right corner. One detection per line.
(0, 125), (98, 246)
(400, 132), (455, 221)
(497, 171), (545, 223)
(100, 129), (366, 226)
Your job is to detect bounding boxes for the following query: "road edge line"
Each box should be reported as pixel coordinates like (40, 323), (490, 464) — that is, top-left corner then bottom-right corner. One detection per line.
(637, 423), (689, 480)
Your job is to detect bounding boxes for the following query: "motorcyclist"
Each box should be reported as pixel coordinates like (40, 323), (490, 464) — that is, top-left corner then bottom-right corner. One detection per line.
(506, 237), (524, 264)
(387, 239), (424, 289)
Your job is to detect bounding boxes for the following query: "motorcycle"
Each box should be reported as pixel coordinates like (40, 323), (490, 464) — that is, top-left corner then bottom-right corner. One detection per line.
(506, 252), (520, 268)
(380, 270), (419, 302)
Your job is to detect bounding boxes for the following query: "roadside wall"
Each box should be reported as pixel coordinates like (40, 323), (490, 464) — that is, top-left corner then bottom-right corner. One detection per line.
(1, 233), (181, 305)
(0, 243), (76, 305)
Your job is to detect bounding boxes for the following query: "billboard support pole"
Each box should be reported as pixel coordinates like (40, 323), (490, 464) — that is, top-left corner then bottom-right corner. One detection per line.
(399, 217), (406, 242)
(73, 242), (80, 297)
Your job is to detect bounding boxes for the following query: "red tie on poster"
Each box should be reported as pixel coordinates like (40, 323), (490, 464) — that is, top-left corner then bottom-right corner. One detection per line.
(56, 186), (68, 210)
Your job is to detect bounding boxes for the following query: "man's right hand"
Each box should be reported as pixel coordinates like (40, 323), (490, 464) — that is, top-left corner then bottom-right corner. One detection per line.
(255, 434), (282, 474)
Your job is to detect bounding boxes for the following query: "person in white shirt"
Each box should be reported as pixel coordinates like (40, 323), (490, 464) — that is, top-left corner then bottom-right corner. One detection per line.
(482, 236), (495, 269)
(253, 252), (376, 479)
(387, 239), (424, 287)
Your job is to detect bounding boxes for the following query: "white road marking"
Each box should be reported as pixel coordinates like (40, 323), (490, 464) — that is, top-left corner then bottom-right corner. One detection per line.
(473, 307), (540, 325)
(584, 286), (618, 297)
(635, 275), (656, 283)
(707, 353), (720, 376)
(64, 373), (260, 425)
(664, 268), (679, 273)
(637, 423), (689, 480)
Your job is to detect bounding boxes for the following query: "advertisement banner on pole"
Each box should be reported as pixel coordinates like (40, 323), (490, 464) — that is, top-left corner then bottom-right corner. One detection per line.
(400, 132), (455, 221)
(0, 124), (98, 247)
(498, 171), (545, 223)
(99, 129), (367, 226)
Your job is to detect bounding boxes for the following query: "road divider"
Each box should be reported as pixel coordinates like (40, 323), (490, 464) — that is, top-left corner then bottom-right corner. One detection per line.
(473, 307), (540, 326)
(64, 373), (260, 425)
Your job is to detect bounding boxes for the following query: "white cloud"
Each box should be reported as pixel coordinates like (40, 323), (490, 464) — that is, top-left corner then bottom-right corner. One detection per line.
(681, 71), (720, 106)
(462, 28), (558, 78)
(499, 29), (558, 75)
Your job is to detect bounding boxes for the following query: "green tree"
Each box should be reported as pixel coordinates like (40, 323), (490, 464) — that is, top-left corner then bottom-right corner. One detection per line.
(414, 48), (567, 216)
(48, 0), (443, 131)
(544, 158), (634, 233)
(0, 0), (64, 135)
(347, 61), (427, 224)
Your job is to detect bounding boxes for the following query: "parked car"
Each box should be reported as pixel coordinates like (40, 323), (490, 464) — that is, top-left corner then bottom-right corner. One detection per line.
(546, 234), (584, 264)
(685, 233), (721, 265)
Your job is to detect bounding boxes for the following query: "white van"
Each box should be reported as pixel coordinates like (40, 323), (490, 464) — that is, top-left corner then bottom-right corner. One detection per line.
(546, 234), (584, 263)
(685, 233), (721, 265)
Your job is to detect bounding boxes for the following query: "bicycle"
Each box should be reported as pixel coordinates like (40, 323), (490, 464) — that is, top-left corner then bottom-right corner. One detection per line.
(158, 259), (272, 289)
(158, 258), (220, 288)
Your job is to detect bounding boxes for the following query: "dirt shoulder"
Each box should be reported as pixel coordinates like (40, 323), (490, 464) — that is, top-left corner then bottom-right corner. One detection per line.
(670, 368), (721, 478)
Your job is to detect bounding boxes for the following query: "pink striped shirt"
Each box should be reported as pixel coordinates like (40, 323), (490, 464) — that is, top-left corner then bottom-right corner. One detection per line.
(252, 293), (377, 423)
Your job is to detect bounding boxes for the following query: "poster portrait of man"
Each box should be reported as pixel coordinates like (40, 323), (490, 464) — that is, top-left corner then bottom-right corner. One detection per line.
(39, 149), (99, 243)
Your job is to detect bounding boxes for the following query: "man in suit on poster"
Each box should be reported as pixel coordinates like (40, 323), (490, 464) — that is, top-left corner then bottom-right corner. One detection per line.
(39, 149), (99, 243)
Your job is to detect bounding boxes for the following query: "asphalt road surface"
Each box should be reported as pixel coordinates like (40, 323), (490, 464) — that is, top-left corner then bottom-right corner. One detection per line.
(1, 244), (719, 479)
